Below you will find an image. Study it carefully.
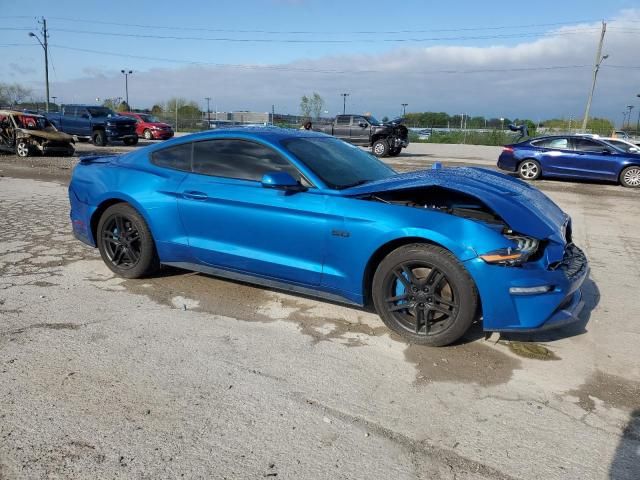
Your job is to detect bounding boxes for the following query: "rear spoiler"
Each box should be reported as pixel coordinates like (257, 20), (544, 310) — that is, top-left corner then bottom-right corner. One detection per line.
(79, 154), (119, 165)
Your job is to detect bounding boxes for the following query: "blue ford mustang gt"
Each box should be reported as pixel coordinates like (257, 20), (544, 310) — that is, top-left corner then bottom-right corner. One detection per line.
(498, 135), (640, 187)
(69, 128), (589, 346)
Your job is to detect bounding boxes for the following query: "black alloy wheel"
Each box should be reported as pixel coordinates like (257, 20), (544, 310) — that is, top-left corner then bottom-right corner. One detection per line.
(373, 244), (477, 346)
(97, 203), (159, 278)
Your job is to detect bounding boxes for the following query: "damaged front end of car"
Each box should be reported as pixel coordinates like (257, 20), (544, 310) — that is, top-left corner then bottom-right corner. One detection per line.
(343, 166), (589, 333)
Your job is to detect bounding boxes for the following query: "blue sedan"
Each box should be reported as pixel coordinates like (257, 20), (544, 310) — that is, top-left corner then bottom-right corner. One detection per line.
(498, 135), (640, 187)
(69, 128), (588, 346)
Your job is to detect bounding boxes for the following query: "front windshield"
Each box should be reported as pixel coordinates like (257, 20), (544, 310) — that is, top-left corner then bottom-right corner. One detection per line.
(281, 137), (395, 189)
(87, 107), (116, 117)
(365, 116), (381, 125)
(139, 114), (160, 123)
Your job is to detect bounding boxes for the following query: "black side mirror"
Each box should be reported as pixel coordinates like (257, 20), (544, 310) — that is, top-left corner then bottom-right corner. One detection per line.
(359, 122), (367, 128)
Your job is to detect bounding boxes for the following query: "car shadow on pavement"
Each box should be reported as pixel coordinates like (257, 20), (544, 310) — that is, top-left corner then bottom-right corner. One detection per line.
(498, 276), (600, 344)
(609, 409), (640, 480)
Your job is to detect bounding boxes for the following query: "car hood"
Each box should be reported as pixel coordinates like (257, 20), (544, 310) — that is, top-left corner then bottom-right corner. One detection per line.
(341, 167), (568, 240)
(16, 128), (74, 142)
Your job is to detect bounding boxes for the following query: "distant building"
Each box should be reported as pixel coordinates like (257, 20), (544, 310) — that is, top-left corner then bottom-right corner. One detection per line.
(203, 111), (269, 124)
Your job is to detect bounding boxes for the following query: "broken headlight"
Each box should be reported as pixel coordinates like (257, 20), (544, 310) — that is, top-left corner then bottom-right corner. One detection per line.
(479, 234), (539, 266)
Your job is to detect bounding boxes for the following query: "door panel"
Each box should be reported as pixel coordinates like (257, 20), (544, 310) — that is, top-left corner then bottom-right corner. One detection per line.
(333, 116), (351, 142)
(178, 176), (328, 285)
(350, 116), (370, 145)
(570, 138), (619, 179)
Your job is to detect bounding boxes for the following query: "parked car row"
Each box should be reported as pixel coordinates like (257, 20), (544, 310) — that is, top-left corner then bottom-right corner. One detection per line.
(40, 105), (175, 149)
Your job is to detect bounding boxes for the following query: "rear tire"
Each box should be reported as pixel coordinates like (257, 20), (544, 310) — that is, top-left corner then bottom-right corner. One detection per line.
(518, 159), (541, 181)
(16, 140), (30, 157)
(372, 243), (478, 347)
(123, 137), (138, 146)
(388, 146), (401, 156)
(96, 203), (160, 279)
(620, 166), (640, 188)
(372, 139), (390, 157)
(92, 129), (107, 146)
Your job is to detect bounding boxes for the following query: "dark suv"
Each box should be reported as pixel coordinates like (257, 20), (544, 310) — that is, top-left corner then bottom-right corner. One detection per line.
(44, 105), (138, 146)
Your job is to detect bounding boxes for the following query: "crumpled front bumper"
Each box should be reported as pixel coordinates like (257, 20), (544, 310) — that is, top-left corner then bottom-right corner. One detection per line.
(464, 244), (589, 332)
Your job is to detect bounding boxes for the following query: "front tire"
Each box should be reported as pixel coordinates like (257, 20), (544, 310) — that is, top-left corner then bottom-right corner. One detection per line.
(620, 166), (640, 188)
(518, 159), (541, 181)
(123, 137), (139, 146)
(372, 139), (390, 157)
(97, 203), (160, 278)
(388, 146), (401, 156)
(92, 129), (107, 146)
(372, 244), (478, 346)
(16, 140), (30, 157)
(143, 129), (153, 140)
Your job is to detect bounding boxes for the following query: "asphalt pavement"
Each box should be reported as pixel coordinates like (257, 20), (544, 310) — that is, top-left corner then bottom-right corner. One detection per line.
(0, 141), (638, 479)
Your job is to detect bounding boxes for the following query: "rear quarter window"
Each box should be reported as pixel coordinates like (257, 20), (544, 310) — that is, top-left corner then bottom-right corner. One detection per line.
(531, 138), (569, 149)
(151, 143), (192, 171)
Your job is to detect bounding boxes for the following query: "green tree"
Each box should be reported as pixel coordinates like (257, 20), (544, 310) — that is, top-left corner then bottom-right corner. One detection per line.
(117, 101), (130, 112)
(299, 95), (312, 118)
(151, 104), (163, 115)
(310, 92), (325, 120)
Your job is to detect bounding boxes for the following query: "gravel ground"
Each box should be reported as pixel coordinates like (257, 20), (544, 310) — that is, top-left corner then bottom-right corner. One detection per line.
(0, 141), (639, 479)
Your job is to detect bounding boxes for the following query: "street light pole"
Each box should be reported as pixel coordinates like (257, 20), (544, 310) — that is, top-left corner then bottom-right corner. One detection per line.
(340, 93), (350, 115)
(205, 97), (212, 124)
(581, 21), (607, 131)
(401, 103), (408, 117)
(28, 17), (50, 112)
(120, 70), (133, 108)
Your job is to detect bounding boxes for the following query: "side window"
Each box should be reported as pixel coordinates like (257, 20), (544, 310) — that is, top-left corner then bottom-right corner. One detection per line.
(63, 107), (77, 117)
(573, 139), (609, 153)
(532, 138), (569, 149)
(151, 143), (192, 171)
(354, 116), (367, 126)
(192, 139), (300, 182)
(336, 116), (350, 125)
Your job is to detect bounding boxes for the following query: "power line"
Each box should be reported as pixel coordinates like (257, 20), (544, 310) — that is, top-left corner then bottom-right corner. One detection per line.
(47, 44), (620, 74)
(40, 16), (605, 35)
(47, 27), (602, 43)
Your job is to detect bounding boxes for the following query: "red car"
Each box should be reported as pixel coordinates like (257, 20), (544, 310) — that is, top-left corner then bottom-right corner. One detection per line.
(120, 112), (174, 140)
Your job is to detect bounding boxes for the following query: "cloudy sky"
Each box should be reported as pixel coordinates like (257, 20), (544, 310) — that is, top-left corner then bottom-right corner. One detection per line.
(2, 0), (640, 124)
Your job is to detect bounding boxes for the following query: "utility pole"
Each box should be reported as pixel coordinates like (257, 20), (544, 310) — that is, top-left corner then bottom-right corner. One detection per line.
(205, 97), (211, 124)
(340, 93), (350, 115)
(28, 18), (50, 112)
(401, 103), (408, 117)
(581, 21), (607, 132)
(625, 105), (634, 129)
(272, 104), (275, 125)
(120, 70), (133, 108)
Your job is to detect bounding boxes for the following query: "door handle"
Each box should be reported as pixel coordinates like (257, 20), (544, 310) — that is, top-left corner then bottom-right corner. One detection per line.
(183, 190), (208, 200)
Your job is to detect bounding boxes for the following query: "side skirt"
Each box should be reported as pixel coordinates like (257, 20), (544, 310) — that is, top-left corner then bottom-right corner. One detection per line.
(162, 261), (362, 307)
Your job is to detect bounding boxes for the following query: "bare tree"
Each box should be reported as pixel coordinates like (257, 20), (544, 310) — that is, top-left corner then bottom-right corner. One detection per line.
(0, 82), (33, 106)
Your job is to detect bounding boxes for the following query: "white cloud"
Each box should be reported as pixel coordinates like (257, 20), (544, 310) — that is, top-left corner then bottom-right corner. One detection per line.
(45, 10), (640, 121)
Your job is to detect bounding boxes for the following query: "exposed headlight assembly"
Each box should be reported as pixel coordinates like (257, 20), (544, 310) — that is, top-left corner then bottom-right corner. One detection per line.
(479, 234), (539, 266)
